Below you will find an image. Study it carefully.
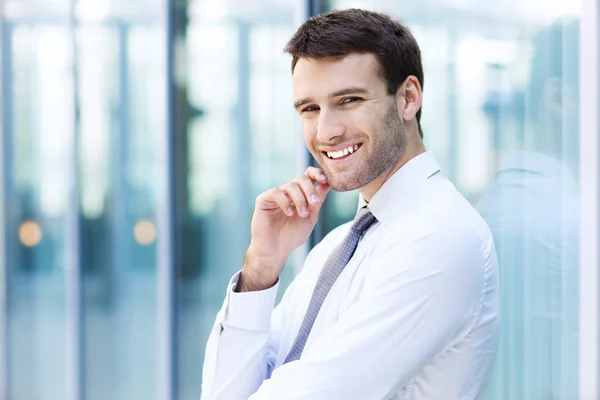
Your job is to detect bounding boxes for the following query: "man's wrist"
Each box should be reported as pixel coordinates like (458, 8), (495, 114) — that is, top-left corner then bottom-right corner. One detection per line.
(236, 247), (287, 292)
(236, 270), (278, 292)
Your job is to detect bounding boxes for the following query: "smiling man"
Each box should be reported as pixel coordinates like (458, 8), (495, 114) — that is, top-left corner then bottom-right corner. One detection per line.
(201, 9), (499, 400)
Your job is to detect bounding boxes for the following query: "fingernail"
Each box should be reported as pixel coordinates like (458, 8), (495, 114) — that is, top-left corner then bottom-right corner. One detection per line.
(300, 206), (308, 216)
(310, 194), (320, 203)
(320, 174), (327, 181)
(287, 207), (294, 215)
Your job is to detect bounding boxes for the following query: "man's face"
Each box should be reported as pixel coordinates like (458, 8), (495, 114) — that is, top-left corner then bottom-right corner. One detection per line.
(292, 54), (406, 192)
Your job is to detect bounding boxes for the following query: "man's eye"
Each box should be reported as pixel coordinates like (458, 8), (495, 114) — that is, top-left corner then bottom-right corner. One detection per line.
(342, 97), (362, 104)
(302, 106), (319, 113)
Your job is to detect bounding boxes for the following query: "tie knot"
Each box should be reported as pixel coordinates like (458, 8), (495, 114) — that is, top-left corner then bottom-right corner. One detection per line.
(351, 207), (378, 234)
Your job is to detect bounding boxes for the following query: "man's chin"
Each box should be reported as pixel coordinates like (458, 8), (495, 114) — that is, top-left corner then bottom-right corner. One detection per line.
(325, 176), (363, 192)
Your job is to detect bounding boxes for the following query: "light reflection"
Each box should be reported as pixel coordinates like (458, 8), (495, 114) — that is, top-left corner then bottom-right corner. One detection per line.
(18, 220), (43, 247)
(133, 219), (157, 246)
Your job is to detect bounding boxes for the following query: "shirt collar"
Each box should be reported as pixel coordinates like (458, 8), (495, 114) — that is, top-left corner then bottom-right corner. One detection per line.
(357, 151), (441, 224)
(498, 150), (578, 194)
(499, 150), (563, 176)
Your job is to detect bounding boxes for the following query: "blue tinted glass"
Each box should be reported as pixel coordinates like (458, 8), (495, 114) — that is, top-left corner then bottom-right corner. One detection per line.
(78, 21), (165, 400)
(1, 1), (168, 398)
(0, 0), (585, 399)
(4, 24), (73, 400)
(176, 2), (299, 398)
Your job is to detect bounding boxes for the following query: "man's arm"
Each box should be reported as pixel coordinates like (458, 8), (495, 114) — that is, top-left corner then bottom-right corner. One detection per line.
(248, 215), (492, 399)
(201, 269), (295, 400)
(201, 164), (331, 399)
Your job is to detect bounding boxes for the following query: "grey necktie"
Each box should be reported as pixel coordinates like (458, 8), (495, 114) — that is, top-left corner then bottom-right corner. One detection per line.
(284, 207), (378, 364)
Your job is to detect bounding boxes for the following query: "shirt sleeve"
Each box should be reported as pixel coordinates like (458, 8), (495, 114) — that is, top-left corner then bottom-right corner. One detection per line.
(248, 215), (490, 399)
(200, 270), (283, 400)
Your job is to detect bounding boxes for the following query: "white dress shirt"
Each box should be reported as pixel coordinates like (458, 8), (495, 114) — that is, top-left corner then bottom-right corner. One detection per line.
(201, 151), (500, 400)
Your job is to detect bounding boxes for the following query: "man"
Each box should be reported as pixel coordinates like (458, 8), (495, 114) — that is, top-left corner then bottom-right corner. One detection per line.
(201, 9), (499, 400)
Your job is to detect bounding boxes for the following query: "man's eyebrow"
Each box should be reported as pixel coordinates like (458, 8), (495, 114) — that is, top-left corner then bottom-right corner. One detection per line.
(294, 97), (312, 109)
(330, 87), (370, 97)
(293, 87), (370, 110)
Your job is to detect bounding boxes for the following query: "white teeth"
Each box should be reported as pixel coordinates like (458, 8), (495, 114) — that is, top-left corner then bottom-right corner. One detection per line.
(327, 145), (360, 159)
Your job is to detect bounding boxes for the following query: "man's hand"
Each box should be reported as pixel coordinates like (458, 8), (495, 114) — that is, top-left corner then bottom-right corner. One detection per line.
(237, 167), (331, 292)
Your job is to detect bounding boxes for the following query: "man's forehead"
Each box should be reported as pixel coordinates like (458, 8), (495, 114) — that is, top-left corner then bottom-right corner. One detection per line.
(292, 54), (383, 98)
(293, 53), (380, 78)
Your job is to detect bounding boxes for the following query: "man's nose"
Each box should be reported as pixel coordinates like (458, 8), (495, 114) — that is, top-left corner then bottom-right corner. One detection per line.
(316, 109), (345, 143)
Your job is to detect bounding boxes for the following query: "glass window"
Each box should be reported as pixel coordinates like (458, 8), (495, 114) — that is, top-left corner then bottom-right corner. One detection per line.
(3, 23), (73, 400)
(78, 18), (166, 399)
(174, 1), (299, 398)
(321, 1), (581, 398)
(1, 0), (168, 398)
(0, 0), (587, 399)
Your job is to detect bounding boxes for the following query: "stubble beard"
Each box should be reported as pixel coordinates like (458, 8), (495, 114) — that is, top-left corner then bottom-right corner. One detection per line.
(318, 102), (406, 192)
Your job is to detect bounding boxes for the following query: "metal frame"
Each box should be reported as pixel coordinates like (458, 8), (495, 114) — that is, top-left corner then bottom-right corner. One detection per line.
(65, 2), (83, 399)
(579, 0), (599, 397)
(157, 0), (177, 398)
(0, 9), (10, 400)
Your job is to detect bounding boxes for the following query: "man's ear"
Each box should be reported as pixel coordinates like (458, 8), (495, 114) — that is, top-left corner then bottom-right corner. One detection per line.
(543, 76), (563, 120)
(396, 76), (422, 123)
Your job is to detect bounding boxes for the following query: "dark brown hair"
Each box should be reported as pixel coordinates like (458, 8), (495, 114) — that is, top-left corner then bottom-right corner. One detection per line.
(284, 8), (425, 138)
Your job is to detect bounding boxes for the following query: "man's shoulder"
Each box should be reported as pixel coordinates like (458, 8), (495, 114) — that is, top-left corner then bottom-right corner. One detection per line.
(384, 210), (492, 254)
(404, 181), (494, 245)
(370, 207), (497, 287)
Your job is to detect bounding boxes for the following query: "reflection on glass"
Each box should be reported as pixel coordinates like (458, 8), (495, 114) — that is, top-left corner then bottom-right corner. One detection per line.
(18, 220), (43, 248)
(476, 19), (579, 399)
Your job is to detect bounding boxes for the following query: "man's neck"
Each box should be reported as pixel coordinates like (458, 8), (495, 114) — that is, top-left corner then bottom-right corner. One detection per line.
(359, 136), (426, 203)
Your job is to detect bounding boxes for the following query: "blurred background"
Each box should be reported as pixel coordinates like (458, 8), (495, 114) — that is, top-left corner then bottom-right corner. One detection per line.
(0, 0), (597, 399)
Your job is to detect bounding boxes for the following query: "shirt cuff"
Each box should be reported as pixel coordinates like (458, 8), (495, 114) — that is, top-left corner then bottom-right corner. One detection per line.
(223, 270), (280, 331)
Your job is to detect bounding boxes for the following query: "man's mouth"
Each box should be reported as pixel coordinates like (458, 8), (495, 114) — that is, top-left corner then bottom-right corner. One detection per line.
(323, 144), (362, 161)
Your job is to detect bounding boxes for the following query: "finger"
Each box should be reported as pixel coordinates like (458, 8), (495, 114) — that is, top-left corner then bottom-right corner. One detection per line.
(279, 182), (310, 218)
(315, 181), (331, 200)
(294, 175), (322, 207)
(257, 188), (294, 216)
(305, 166), (328, 185)
(304, 167), (331, 209)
